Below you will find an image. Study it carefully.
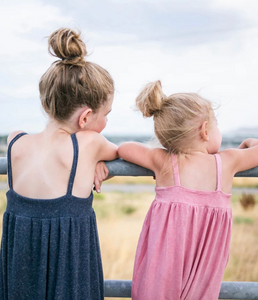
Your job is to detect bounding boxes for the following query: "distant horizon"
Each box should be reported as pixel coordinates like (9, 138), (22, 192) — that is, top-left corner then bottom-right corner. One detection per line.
(0, 128), (256, 137)
(1, 125), (258, 138)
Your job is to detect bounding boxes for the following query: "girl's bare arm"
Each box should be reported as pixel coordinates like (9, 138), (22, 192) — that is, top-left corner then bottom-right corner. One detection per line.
(96, 134), (118, 162)
(221, 138), (258, 175)
(118, 142), (162, 172)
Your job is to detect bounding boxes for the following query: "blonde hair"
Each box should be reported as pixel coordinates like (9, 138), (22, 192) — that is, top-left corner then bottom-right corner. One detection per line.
(136, 81), (213, 154)
(39, 28), (114, 121)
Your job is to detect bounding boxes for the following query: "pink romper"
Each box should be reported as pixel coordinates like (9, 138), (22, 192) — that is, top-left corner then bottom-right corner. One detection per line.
(132, 154), (232, 300)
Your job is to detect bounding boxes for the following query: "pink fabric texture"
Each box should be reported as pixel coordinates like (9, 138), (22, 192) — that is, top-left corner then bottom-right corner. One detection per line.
(132, 154), (232, 300)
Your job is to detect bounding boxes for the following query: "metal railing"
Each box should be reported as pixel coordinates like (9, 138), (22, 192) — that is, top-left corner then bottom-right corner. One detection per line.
(2, 157), (258, 177)
(0, 157), (258, 299)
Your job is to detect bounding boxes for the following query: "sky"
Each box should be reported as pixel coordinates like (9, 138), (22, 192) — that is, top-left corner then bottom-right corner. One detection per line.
(1, 0), (258, 137)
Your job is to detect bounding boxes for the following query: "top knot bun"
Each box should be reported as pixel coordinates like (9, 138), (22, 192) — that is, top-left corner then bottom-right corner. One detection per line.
(48, 28), (87, 66)
(136, 81), (166, 117)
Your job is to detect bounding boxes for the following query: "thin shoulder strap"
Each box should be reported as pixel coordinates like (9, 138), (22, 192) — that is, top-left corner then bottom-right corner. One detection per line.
(214, 153), (222, 191)
(7, 132), (28, 189)
(67, 133), (79, 195)
(172, 154), (181, 186)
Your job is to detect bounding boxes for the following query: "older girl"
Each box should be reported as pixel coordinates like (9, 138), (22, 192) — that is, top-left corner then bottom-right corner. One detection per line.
(0, 28), (117, 300)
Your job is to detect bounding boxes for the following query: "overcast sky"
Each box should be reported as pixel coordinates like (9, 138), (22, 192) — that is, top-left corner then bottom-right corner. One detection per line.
(1, 0), (258, 136)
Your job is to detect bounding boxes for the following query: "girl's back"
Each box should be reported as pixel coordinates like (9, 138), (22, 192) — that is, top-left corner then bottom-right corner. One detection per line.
(154, 149), (232, 194)
(9, 130), (104, 199)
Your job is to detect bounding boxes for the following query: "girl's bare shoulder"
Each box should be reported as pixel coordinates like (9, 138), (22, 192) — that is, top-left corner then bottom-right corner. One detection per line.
(76, 130), (104, 147)
(7, 130), (25, 145)
(219, 148), (241, 165)
(218, 148), (246, 176)
(151, 148), (171, 170)
(76, 130), (117, 162)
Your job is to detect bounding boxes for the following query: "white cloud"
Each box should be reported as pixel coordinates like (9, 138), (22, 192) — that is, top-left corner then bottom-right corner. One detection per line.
(212, 0), (258, 20)
(0, 84), (38, 99)
(0, 1), (70, 55)
(90, 23), (258, 135)
(0, 1), (72, 102)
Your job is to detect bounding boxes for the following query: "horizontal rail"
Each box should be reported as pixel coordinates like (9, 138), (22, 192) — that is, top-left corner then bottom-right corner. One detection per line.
(1, 157), (258, 177)
(104, 280), (258, 299)
(0, 157), (154, 176)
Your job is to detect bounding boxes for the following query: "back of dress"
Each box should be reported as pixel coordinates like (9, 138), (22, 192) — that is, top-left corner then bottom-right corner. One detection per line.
(132, 153), (232, 300)
(0, 133), (104, 300)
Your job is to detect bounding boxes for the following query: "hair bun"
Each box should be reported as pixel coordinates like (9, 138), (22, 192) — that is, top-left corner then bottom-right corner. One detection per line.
(136, 81), (166, 117)
(48, 28), (87, 65)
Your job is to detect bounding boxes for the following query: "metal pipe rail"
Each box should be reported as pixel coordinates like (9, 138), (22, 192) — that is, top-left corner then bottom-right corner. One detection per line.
(0, 157), (258, 299)
(2, 157), (258, 177)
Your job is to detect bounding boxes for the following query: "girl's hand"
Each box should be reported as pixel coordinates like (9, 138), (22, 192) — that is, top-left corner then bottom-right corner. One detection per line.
(93, 162), (109, 193)
(239, 138), (258, 149)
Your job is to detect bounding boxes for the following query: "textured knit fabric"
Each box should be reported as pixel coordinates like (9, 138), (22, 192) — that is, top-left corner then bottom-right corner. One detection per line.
(132, 154), (232, 300)
(0, 133), (104, 300)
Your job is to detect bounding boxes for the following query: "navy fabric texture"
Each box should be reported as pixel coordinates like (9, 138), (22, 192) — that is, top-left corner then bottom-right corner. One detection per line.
(0, 133), (104, 300)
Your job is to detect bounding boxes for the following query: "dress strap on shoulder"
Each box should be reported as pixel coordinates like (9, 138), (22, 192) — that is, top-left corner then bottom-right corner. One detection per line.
(172, 154), (181, 186)
(7, 132), (28, 189)
(214, 153), (222, 191)
(67, 133), (79, 195)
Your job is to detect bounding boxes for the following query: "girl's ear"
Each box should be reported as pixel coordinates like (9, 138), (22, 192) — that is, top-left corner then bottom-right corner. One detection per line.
(78, 108), (93, 129)
(200, 121), (209, 141)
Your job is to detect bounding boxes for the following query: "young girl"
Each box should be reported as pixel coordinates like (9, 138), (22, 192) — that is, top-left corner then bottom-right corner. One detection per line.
(0, 28), (117, 300)
(118, 81), (258, 300)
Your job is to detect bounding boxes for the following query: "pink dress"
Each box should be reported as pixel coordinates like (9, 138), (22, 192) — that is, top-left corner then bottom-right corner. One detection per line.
(132, 154), (232, 300)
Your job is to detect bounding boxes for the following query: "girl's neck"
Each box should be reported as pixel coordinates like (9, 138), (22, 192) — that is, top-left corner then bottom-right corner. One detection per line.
(186, 148), (209, 155)
(43, 118), (78, 137)
(180, 142), (210, 156)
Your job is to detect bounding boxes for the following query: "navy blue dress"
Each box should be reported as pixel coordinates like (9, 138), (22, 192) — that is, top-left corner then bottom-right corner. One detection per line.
(0, 133), (104, 300)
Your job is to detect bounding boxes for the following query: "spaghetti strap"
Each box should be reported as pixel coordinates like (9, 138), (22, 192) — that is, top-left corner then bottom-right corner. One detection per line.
(214, 153), (222, 191)
(172, 154), (181, 186)
(7, 132), (27, 189)
(67, 133), (79, 195)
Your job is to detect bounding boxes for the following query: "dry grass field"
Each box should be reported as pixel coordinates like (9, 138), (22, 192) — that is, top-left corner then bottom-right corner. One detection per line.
(95, 191), (258, 300)
(0, 176), (258, 299)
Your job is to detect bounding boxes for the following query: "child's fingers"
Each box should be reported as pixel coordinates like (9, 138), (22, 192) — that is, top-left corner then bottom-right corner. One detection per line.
(104, 164), (109, 176)
(101, 167), (106, 181)
(94, 176), (101, 193)
(99, 163), (108, 181)
(99, 163), (108, 179)
(94, 162), (109, 189)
